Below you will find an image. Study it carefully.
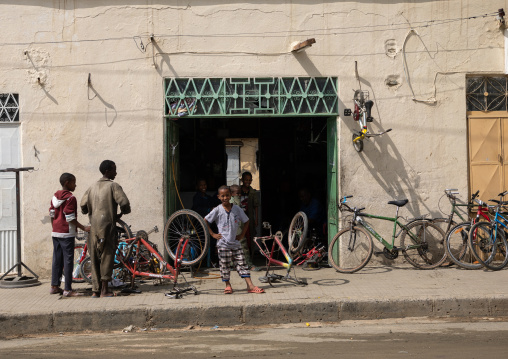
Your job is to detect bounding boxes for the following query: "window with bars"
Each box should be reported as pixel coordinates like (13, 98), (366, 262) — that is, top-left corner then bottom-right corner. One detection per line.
(0, 94), (19, 122)
(164, 77), (338, 117)
(466, 77), (508, 111)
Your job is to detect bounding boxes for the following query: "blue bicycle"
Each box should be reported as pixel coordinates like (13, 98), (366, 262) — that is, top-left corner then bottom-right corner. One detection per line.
(468, 191), (508, 270)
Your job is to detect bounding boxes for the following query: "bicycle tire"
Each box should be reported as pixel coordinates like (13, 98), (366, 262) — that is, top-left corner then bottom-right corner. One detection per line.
(288, 211), (309, 255)
(445, 222), (482, 270)
(163, 209), (210, 266)
(352, 133), (363, 152)
(401, 220), (446, 269)
(430, 218), (457, 267)
(72, 243), (86, 283)
(328, 226), (373, 273)
(80, 256), (92, 284)
(468, 222), (508, 271)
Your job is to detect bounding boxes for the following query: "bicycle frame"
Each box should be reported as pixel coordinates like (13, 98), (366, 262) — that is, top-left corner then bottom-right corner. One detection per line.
(340, 196), (434, 252)
(294, 245), (326, 266)
(119, 236), (186, 284)
(254, 224), (306, 286)
(357, 213), (417, 251)
(255, 234), (293, 270)
(490, 211), (508, 241)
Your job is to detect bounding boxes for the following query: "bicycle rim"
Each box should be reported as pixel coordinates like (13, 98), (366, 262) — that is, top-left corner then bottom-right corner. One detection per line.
(288, 211), (309, 255)
(352, 133), (364, 152)
(469, 222), (508, 270)
(401, 220), (446, 269)
(329, 226), (373, 273)
(163, 209), (210, 266)
(445, 222), (482, 270)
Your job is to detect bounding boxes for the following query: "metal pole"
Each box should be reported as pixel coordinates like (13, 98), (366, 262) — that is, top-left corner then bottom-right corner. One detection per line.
(15, 170), (21, 277)
(0, 167), (41, 287)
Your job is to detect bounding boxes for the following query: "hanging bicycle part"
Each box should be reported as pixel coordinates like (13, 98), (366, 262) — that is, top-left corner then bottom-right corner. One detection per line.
(346, 90), (392, 153)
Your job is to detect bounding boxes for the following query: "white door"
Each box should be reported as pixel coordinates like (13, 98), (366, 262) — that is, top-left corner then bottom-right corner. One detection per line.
(0, 124), (20, 273)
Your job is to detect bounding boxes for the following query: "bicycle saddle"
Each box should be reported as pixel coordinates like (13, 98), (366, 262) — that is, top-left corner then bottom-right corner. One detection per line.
(387, 199), (408, 207)
(365, 100), (374, 121)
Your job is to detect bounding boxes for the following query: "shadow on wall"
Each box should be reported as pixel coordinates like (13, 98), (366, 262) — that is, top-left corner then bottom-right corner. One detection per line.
(88, 83), (118, 127)
(337, 77), (433, 218)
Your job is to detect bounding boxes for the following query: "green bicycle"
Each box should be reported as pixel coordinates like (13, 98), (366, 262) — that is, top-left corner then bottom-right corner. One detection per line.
(329, 195), (447, 273)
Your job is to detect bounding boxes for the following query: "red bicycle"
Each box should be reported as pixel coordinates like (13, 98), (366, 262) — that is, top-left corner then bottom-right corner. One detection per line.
(254, 213), (308, 287)
(116, 209), (209, 298)
(444, 192), (492, 269)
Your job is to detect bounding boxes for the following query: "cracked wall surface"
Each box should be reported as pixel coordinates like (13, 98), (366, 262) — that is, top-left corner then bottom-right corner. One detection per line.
(0, 0), (506, 274)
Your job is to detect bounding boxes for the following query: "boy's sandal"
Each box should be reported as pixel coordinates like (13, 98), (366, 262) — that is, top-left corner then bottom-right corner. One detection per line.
(91, 292), (100, 298)
(224, 287), (234, 294)
(247, 286), (265, 294)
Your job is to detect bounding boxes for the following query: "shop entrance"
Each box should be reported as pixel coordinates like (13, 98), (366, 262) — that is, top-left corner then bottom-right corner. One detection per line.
(167, 116), (337, 241)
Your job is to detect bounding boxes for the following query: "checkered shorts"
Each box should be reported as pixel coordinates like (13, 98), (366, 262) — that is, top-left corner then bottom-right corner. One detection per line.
(218, 247), (250, 282)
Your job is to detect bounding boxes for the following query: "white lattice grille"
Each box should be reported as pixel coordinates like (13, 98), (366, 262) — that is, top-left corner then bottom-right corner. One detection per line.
(0, 94), (19, 122)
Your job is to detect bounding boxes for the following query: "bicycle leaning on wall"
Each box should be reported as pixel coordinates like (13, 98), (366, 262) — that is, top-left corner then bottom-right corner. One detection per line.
(329, 195), (446, 273)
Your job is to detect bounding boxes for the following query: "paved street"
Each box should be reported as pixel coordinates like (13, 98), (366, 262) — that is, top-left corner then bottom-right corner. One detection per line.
(1, 318), (507, 358)
(1, 264), (508, 337)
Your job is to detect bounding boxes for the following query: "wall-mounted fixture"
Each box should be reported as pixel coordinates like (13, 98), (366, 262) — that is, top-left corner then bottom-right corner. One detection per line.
(291, 38), (316, 53)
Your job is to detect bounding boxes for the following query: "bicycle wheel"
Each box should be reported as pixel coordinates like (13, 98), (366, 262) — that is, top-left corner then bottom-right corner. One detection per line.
(163, 209), (210, 266)
(469, 222), (508, 271)
(80, 256), (92, 284)
(429, 218), (456, 267)
(445, 222), (482, 270)
(72, 243), (86, 283)
(328, 226), (373, 273)
(401, 220), (446, 269)
(352, 133), (363, 152)
(288, 211), (309, 255)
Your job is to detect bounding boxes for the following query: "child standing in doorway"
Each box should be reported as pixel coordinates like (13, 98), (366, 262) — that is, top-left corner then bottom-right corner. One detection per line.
(230, 184), (253, 269)
(205, 185), (264, 294)
(240, 172), (259, 267)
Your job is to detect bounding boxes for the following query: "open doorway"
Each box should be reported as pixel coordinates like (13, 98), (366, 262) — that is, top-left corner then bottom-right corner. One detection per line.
(174, 117), (329, 236)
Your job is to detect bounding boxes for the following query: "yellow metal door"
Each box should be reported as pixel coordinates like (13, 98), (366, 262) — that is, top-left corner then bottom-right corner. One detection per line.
(468, 112), (507, 202)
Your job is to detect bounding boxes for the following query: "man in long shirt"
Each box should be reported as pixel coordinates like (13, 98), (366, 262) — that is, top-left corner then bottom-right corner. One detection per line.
(80, 160), (131, 298)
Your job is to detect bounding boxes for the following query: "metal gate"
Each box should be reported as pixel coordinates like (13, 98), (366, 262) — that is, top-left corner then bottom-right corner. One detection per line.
(0, 123), (20, 273)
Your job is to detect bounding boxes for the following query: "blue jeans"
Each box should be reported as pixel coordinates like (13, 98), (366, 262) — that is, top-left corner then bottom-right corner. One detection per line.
(51, 236), (75, 291)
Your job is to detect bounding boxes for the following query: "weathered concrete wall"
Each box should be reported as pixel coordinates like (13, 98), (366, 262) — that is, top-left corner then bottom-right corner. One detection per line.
(0, 1), (506, 275)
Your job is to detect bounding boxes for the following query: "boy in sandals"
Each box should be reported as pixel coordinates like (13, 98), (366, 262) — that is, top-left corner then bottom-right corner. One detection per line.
(205, 185), (265, 294)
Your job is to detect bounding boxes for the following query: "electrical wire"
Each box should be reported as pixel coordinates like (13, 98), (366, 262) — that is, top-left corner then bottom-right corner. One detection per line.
(0, 11), (497, 47)
(170, 146), (221, 279)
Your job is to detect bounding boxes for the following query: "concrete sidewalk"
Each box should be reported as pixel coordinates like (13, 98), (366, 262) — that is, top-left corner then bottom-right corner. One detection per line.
(1, 264), (508, 337)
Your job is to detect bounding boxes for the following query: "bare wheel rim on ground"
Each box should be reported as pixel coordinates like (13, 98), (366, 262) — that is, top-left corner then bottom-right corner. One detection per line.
(328, 226), (373, 273)
(400, 220), (447, 269)
(288, 211), (308, 255)
(163, 209), (210, 266)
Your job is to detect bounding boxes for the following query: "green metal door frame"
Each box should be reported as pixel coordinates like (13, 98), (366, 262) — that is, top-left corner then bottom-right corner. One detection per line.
(327, 117), (339, 246)
(164, 76), (340, 246)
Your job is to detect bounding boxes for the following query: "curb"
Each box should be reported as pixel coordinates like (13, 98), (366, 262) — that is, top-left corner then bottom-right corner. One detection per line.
(2, 296), (507, 337)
